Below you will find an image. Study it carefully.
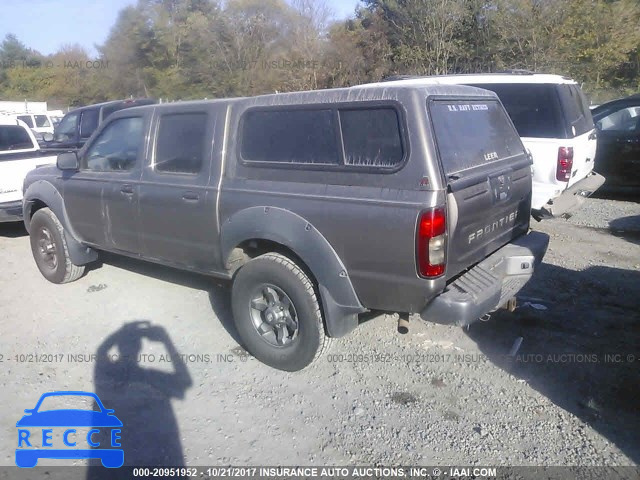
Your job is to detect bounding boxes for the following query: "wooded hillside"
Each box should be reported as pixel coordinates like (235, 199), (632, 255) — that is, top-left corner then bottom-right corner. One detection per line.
(1, 0), (639, 108)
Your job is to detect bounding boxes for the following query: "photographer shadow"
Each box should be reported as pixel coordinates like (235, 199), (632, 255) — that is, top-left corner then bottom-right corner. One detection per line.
(87, 321), (192, 479)
(89, 252), (242, 346)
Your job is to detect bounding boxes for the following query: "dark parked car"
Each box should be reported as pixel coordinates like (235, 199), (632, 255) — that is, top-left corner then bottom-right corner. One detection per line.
(43, 98), (156, 150)
(592, 94), (640, 192)
(23, 84), (548, 371)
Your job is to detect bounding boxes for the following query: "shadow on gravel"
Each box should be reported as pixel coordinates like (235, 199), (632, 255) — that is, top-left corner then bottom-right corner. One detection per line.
(0, 221), (27, 237)
(593, 189), (640, 203)
(207, 282), (243, 346)
(467, 263), (640, 464)
(87, 321), (192, 479)
(609, 215), (640, 246)
(91, 252), (242, 345)
(89, 252), (213, 290)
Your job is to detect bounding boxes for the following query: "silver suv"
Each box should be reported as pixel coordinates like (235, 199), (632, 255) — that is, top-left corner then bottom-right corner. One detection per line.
(22, 84), (549, 370)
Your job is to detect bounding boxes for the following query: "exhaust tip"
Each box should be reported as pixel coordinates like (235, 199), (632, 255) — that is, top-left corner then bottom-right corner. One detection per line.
(397, 314), (410, 334)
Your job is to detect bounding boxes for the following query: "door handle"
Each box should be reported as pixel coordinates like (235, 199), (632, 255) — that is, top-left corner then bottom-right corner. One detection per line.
(182, 192), (199, 202)
(120, 185), (134, 195)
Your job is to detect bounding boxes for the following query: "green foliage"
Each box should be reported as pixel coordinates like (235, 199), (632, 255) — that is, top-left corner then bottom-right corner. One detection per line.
(0, 0), (638, 107)
(555, 0), (640, 90)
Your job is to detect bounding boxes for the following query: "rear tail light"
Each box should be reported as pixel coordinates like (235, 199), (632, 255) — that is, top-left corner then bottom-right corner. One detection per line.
(416, 207), (447, 278)
(556, 146), (573, 181)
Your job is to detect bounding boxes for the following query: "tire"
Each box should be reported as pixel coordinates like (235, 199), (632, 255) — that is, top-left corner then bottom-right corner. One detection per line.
(231, 253), (329, 371)
(29, 208), (85, 284)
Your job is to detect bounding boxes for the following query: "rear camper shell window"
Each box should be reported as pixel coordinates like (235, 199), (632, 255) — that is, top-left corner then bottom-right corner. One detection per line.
(428, 98), (525, 175)
(239, 104), (407, 171)
(240, 108), (340, 166)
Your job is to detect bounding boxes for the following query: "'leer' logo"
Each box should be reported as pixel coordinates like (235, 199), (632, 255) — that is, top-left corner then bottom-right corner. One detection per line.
(15, 391), (124, 468)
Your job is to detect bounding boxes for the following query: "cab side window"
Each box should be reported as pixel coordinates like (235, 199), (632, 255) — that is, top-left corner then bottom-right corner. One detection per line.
(155, 112), (208, 174)
(80, 109), (100, 139)
(597, 106), (640, 133)
(18, 115), (34, 128)
(54, 112), (79, 143)
(34, 115), (51, 128)
(83, 117), (144, 172)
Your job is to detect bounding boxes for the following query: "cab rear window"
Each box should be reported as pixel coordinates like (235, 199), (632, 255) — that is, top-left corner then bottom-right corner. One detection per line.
(429, 99), (525, 175)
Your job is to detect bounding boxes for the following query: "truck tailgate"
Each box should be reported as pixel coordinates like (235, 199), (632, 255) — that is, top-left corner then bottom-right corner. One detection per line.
(428, 98), (533, 280)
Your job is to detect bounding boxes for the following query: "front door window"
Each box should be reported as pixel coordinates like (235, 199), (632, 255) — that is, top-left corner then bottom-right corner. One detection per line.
(83, 117), (144, 171)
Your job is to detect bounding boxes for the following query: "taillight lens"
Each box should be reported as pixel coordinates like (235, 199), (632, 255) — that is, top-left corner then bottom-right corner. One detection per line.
(556, 146), (574, 181)
(417, 207), (447, 278)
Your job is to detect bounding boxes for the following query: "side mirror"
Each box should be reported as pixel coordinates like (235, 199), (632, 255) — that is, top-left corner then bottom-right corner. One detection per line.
(57, 151), (79, 171)
(42, 132), (54, 142)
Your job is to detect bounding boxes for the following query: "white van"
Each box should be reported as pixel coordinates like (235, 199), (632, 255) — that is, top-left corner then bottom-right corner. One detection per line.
(361, 73), (606, 219)
(14, 113), (57, 136)
(0, 116), (57, 222)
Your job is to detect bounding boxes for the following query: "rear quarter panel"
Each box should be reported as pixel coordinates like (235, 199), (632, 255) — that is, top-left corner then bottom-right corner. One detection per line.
(220, 89), (447, 313)
(220, 178), (443, 312)
(522, 137), (567, 209)
(524, 132), (597, 210)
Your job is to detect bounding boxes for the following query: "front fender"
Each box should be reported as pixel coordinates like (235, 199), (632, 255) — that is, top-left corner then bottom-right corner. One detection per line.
(221, 206), (365, 337)
(23, 180), (98, 266)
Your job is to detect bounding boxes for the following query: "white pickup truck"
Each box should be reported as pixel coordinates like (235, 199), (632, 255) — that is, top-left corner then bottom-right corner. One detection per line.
(0, 116), (57, 222)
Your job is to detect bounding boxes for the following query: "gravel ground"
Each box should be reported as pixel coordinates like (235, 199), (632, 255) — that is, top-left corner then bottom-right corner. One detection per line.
(0, 197), (638, 476)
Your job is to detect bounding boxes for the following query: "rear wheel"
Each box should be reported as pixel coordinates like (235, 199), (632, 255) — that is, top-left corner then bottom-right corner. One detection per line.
(231, 253), (329, 371)
(29, 208), (85, 284)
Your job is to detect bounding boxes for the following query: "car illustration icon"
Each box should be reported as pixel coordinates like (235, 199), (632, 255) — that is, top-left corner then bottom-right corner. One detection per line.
(16, 391), (123, 468)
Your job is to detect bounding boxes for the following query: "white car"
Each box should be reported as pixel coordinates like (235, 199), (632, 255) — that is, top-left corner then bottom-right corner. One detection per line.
(0, 116), (57, 222)
(360, 73), (606, 219)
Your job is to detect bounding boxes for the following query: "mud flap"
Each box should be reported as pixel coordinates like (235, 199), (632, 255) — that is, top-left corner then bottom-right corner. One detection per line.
(64, 230), (99, 266)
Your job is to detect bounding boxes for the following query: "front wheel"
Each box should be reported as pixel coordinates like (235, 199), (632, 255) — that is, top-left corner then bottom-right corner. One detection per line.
(231, 253), (329, 371)
(29, 208), (85, 284)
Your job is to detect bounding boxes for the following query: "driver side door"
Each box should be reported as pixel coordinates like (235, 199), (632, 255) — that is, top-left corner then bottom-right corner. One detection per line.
(63, 113), (150, 254)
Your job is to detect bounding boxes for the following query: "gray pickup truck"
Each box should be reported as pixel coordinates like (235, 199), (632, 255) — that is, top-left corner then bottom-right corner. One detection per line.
(23, 84), (549, 371)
